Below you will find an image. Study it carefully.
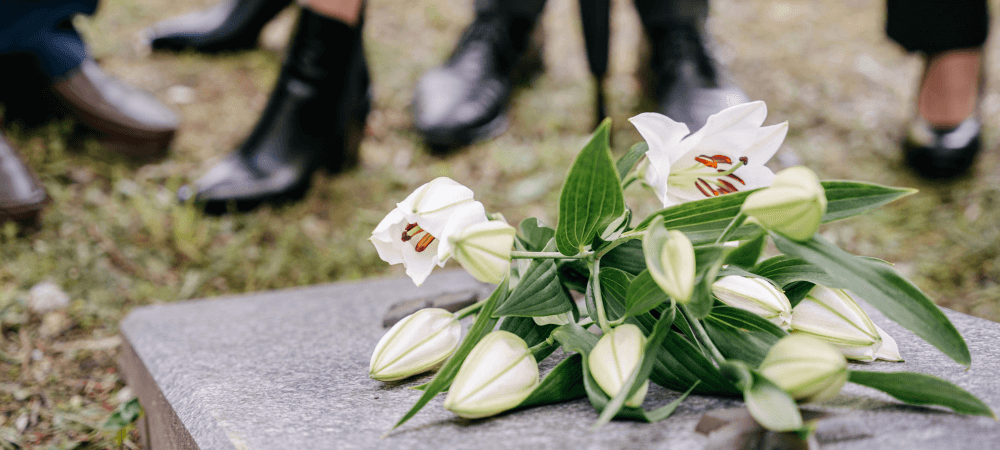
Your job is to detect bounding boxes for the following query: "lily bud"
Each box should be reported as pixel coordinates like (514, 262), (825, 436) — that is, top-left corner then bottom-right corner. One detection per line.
(712, 276), (792, 330)
(790, 286), (902, 362)
(369, 308), (461, 381)
(533, 311), (575, 327)
(444, 331), (539, 419)
(588, 324), (649, 408)
(600, 209), (631, 241)
(759, 335), (848, 403)
(643, 224), (695, 303)
(449, 221), (516, 284)
(741, 166), (827, 241)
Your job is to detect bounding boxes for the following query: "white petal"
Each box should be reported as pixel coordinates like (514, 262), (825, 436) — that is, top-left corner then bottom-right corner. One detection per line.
(370, 209), (407, 265)
(629, 112), (691, 156)
(743, 122), (789, 163)
(401, 245), (440, 286)
(436, 201), (488, 261)
(873, 324), (903, 361)
(685, 101), (768, 155)
(732, 165), (776, 190)
(643, 159), (673, 207)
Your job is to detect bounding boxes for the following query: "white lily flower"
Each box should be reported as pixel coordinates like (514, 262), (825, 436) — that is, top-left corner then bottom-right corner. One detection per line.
(742, 166), (827, 241)
(629, 101), (788, 207)
(588, 324), (649, 408)
(369, 308), (461, 381)
(790, 286), (903, 362)
(711, 276), (792, 330)
(449, 220), (516, 284)
(759, 335), (848, 403)
(444, 331), (539, 419)
(370, 177), (488, 286)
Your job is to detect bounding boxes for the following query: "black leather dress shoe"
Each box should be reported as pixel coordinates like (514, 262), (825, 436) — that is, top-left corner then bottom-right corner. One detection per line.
(412, 13), (540, 151)
(178, 9), (370, 213)
(648, 23), (747, 131)
(0, 132), (47, 225)
(143, 0), (293, 53)
(52, 59), (179, 158)
(903, 116), (981, 179)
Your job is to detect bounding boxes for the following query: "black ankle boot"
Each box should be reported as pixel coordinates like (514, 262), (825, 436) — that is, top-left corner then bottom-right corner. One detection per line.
(645, 21), (747, 131)
(412, 1), (543, 151)
(144, 0), (294, 53)
(179, 9), (370, 213)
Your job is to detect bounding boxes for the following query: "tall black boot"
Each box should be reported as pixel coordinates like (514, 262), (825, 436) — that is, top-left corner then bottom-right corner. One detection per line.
(178, 9), (370, 213)
(412, 0), (546, 151)
(144, 0), (294, 53)
(636, 0), (747, 131)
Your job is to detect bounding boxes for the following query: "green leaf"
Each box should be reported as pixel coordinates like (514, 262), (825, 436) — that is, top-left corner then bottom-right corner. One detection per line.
(391, 278), (509, 431)
(495, 253), (573, 318)
(600, 267), (632, 321)
(600, 239), (646, 276)
(687, 245), (729, 319)
(649, 330), (739, 395)
(103, 398), (142, 430)
(500, 316), (559, 361)
(848, 371), (995, 418)
(518, 354), (588, 408)
(632, 181), (916, 245)
(821, 181), (917, 222)
(616, 142), (649, 182)
(784, 281), (815, 307)
(595, 305), (676, 427)
(750, 255), (842, 289)
(556, 119), (626, 255)
(517, 218), (555, 252)
(552, 322), (601, 355)
(772, 234), (971, 367)
(705, 306), (787, 367)
(624, 270), (670, 319)
(723, 233), (767, 268)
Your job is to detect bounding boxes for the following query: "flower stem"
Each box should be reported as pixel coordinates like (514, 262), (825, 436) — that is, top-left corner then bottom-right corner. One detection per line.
(715, 212), (748, 245)
(594, 231), (644, 259)
(621, 172), (640, 190)
(680, 304), (726, 364)
(510, 251), (593, 260)
(454, 300), (485, 320)
(591, 258), (612, 333)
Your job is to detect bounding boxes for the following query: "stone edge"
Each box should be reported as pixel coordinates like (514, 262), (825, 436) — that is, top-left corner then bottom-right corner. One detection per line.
(118, 331), (204, 450)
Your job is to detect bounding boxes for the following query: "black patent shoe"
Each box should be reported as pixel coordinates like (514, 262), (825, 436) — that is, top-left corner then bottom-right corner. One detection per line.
(412, 13), (541, 151)
(648, 23), (748, 131)
(903, 116), (981, 179)
(143, 0), (293, 53)
(178, 9), (370, 213)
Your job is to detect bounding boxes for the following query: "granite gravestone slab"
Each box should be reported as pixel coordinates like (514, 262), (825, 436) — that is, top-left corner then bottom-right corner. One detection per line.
(118, 270), (1000, 450)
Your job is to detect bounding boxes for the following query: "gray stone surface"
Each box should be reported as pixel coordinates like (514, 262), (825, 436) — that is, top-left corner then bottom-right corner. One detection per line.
(119, 270), (1000, 450)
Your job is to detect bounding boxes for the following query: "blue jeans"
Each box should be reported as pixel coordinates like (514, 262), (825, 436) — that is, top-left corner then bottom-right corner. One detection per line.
(0, 0), (99, 78)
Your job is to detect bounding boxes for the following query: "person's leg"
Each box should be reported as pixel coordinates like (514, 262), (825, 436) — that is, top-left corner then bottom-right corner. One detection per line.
(180, 0), (370, 212)
(410, 0), (547, 151)
(633, 0), (747, 132)
(0, 0), (178, 158)
(887, 0), (989, 178)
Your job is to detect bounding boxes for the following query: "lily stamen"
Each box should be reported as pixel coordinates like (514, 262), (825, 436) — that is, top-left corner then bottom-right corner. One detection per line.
(401, 223), (424, 242)
(414, 233), (436, 252)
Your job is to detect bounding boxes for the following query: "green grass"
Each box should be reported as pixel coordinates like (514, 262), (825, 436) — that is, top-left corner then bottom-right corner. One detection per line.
(2, 0), (1000, 447)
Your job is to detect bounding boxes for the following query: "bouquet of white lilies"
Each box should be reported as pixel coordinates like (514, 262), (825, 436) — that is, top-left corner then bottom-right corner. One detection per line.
(369, 102), (994, 434)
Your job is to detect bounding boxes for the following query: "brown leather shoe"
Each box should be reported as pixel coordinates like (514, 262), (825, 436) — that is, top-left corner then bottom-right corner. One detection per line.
(51, 59), (179, 159)
(0, 132), (47, 225)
